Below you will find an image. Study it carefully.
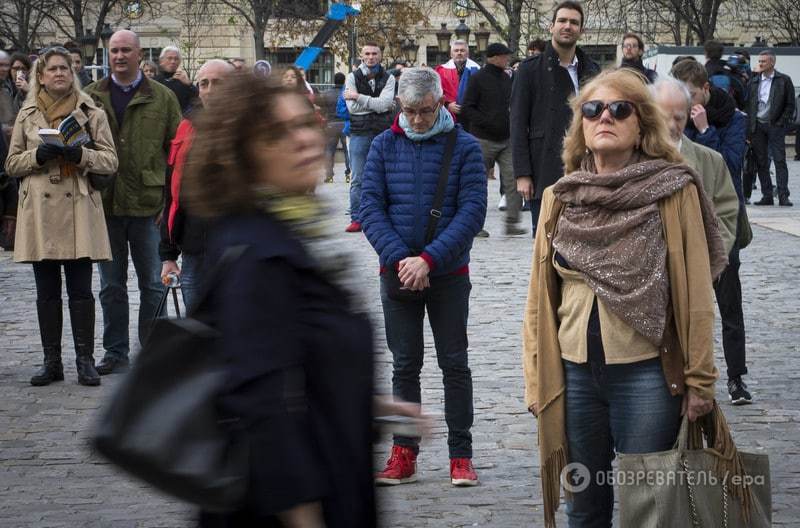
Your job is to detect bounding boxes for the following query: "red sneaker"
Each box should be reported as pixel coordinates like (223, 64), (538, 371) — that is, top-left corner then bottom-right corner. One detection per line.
(450, 457), (478, 486)
(375, 445), (417, 486)
(345, 221), (362, 233)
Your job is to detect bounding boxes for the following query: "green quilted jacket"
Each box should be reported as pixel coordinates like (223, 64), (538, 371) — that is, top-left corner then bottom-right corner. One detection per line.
(85, 76), (181, 217)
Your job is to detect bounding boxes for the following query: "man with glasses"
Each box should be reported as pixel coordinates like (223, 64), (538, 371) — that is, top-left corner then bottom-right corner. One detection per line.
(360, 67), (486, 488)
(619, 32), (657, 84)
(510, 0), (599, 237)
(85, 29), (182, 375)
(343, 42), (396, 233)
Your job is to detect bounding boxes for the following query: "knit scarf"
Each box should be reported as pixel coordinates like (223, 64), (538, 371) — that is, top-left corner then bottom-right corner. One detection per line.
(551, 156), (728, 346)
(36, 88), (78, 182)
(252, 187), (362, 310)
(399, 106), (455, 142)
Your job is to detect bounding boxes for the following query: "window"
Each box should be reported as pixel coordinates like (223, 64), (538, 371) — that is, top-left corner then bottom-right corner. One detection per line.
(275, 0), (326, 18)
(582, 44), (616, 67)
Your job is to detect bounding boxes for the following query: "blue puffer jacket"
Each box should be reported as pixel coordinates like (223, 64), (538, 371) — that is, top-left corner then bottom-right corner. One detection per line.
(360, 122), (487, 276)
(685, 109), (747, 202)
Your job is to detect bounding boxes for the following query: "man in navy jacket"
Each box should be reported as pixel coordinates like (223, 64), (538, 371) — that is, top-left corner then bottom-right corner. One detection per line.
(360, 67), (487, 488)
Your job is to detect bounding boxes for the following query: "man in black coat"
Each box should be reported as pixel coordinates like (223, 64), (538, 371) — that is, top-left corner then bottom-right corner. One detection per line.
(619, 32), (657, 84)
(156, 46), (198, 114)
(748, 50), (796, 206)
(462, 42), (525, 235)
(510, 0), (600, 235)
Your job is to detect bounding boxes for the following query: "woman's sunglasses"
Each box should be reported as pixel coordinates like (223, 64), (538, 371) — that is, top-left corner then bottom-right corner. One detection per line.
(580, 100), (636, 120)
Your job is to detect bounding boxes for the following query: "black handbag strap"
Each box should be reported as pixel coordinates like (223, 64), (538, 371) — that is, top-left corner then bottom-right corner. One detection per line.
(423, 129), (458, 246)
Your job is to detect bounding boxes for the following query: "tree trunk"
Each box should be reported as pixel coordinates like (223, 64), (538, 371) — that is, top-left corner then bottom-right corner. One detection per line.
(254, 28), (266, 60)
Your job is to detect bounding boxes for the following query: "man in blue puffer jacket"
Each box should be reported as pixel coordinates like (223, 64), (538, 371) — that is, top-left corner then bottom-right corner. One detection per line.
(360, 67), (487, 488)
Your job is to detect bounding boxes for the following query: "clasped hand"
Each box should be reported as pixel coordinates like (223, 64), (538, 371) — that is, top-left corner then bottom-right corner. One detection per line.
(397, 256), (430, 291)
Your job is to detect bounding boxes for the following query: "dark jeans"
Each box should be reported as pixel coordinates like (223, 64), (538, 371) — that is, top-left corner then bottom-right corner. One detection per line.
(713, 246), (747, 379)
(529, 197), (543, 238)
(752, 121), (790, 199)
(326, 132), (350, 177)
(563, 358), (682, 528)
(98, 215), (164, 361)
(32, 259), (93, 302)
(380, 273), (473, 458)
(179, 252), (205, 313)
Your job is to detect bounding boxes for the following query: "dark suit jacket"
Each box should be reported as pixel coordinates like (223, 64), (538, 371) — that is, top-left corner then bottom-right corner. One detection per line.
(510, 43), (599, 199)
(747, 69), (796, 134)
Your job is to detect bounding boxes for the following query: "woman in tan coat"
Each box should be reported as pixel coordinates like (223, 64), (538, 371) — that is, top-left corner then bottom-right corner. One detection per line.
(5, 46), (117, 387)
(521, 69), (728, 527)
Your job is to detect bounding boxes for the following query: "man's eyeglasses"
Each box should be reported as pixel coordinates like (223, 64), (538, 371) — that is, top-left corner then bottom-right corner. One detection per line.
(580, 100), (636, 120)
(401, 103), (440, 119)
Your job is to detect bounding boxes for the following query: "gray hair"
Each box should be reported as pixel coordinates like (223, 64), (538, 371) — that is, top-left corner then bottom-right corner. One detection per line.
(0, 51), (9, 61)
(452, 40), (468, 48)
(159, 45), (181, 60)
(397, 66), (443, 105)
(651, 76), (692, 112)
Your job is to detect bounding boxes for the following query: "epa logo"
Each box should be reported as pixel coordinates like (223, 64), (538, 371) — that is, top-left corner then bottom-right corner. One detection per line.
(560, 462), (591, 493)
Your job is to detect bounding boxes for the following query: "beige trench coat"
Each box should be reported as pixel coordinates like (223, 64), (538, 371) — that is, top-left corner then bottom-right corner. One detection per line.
(4, 91), (118, 263)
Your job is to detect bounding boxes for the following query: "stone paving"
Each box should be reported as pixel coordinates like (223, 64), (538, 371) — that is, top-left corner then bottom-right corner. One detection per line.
(1, 164), (799, 527)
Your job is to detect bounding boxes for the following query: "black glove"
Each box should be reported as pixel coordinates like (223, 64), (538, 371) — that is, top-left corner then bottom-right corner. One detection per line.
(35, 143), (63, 166)
(62, 145), (83, 165)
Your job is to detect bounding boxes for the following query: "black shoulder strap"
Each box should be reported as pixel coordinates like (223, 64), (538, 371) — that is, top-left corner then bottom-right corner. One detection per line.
(424, 129), (458, 245)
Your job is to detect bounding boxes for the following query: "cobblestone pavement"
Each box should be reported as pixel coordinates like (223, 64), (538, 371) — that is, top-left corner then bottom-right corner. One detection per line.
(1, 164), (799, 527)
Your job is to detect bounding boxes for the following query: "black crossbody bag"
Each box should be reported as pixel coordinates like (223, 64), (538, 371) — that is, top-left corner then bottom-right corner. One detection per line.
(384, 129), (457, 301)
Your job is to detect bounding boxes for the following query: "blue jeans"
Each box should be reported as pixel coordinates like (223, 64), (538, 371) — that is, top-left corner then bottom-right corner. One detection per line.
(98, 215), (165, 360)
(349, 134), (375, 222)
(563, 358), (682, 528)
(180, 252), (205, 313)
(380, 273), (474, 458)
(752, 122), (790, 199)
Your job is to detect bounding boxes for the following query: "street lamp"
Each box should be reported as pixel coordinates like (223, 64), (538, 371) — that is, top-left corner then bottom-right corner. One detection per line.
(436, 23), (452, 53)
(474, 22), (490, 54)
(80, 29), (98, 65)
(401, 37), (418, 64)
(454, 19), (470, 43)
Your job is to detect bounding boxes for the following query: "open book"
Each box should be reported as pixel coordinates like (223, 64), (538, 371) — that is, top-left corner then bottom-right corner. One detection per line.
(38, 115), (91, 147)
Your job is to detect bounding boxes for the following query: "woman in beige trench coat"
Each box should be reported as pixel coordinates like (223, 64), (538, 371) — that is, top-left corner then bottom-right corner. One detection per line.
(5, 46), (117, 387)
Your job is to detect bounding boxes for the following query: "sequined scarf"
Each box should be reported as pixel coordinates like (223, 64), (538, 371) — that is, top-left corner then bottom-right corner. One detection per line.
(252, 187), (363, 310)
(551, 156), (727, 346)
(36, 88), (78, 182)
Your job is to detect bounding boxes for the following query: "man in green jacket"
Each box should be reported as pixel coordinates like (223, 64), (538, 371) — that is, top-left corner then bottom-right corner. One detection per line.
(84, 29), (181, 375)
(653, 77), (755, 406)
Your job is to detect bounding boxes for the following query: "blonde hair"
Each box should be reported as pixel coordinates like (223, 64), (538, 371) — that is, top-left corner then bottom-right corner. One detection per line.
(562, 68), (682, 173)
(25, 48), (83, 104)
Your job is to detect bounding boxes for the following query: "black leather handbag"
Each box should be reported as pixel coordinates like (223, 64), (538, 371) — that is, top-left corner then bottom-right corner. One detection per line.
(91, 246), (250, 512)
(384, 129), (457, 301)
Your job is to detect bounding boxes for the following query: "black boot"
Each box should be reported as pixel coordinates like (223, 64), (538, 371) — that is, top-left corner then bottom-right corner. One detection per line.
(30, 300), (64, 386)
(69, 298), (101, 386)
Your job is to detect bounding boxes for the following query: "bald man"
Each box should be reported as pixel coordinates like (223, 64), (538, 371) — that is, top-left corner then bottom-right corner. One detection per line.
(159, 59), (234, 309)
(85, 29), (182, 375)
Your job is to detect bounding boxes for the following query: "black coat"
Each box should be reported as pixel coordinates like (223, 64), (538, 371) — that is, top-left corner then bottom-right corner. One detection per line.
(202, 213), (375, 528)
(510, 43), (599, 198)
(747, 69), (796, 134)
(620, 59), (658, 84)
(156, 71), (199, 114)
(461, 63), (512, 142)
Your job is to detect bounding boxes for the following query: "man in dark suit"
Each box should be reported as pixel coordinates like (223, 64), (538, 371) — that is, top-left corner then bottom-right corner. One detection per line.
(510, 0), (600, 236)
(748, 50), (796, 206)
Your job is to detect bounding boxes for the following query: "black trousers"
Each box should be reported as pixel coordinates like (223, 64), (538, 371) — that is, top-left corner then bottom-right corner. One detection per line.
(32, 259), (93, 302)
(713, 247), (747, 379)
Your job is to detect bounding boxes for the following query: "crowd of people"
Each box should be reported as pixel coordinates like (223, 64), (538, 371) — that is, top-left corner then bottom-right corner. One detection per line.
(0, 0), (792, 525)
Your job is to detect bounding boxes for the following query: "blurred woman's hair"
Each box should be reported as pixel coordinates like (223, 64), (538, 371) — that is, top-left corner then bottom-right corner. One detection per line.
(25, 47), (81, 104)
(183, 73), (314, 217)
(562, 68), (682, 173)
(10, 52), (32, 72)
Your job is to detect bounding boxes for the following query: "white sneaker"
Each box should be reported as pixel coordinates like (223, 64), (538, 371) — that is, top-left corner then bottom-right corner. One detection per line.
(497, 195), (507, 211)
